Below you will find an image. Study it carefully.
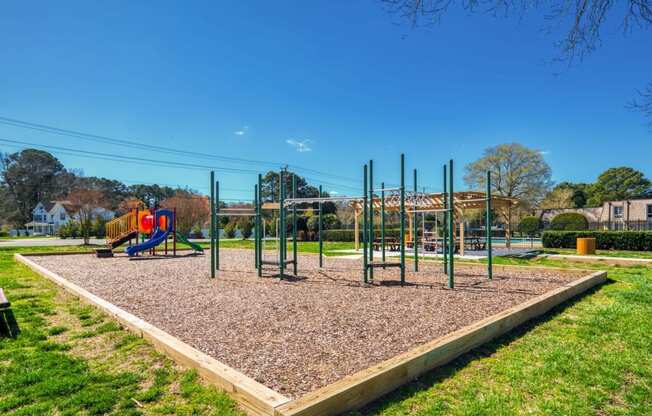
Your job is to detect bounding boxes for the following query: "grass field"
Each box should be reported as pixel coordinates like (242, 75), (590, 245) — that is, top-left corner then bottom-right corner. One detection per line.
(0, 246), (243, 416)
(543, 247), (652, 259)
(1, 244), (651, 415)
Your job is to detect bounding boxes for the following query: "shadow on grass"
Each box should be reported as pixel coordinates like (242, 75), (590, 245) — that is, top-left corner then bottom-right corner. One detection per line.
(355, 278), (614, 415)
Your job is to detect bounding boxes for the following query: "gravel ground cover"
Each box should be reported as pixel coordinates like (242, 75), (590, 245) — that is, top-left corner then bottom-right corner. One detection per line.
(29, 249), (588, 399)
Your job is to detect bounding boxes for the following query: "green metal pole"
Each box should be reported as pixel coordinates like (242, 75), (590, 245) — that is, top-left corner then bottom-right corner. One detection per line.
(363, 164), (368, 283)
(400, 154), (405, 285)
(258, 174), (263, 277)
(443, 165), (447, 274)
(368, 159), (374, 282)
(254, 184), (259, 269)
(448, 159), (454, 289)
(381, 181), (385, 268)
(318, 185), (323, 268)
(292, 174), (297, 276)
(210, 171), (215, 278)
(413, 168), (418, 272)
(216, 180), (220, 271)
(486, 171), (493, 280)
(279, 170), (285, 279)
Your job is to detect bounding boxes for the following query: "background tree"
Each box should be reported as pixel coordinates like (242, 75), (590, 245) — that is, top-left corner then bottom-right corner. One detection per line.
(586, 167), (651, 206)
(382, 0), (652, 124)
(128, 184), (177, 206)
(561, 182), (589, 208)
(540, 187), (574, 209)
(236, 217), (253, 239)
(1, 149), (65, 226)
(464, 143), (552, 245)
(64, 189), (108, 244)
(259, 170), (320, 201)
(160, 190), (209, 236)
(518, 216), (542, 238)
(118, 197), (146, 214)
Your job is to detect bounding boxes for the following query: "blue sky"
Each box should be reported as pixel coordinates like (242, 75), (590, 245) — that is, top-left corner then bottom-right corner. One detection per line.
(1, 1), (650, 201)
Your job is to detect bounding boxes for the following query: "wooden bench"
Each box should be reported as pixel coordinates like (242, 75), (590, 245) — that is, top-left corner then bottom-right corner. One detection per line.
(0, 288), (19, 338)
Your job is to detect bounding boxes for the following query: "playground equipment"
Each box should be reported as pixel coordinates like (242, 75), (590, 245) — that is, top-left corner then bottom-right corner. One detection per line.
(104, 206), (203, 258)
(208, 154), (516, 287)
(125, 209), (175, 257)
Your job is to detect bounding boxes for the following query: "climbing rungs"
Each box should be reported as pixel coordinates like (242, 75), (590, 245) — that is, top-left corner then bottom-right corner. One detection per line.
(367, 262), (402, 269)
(261, 259), (296, 266)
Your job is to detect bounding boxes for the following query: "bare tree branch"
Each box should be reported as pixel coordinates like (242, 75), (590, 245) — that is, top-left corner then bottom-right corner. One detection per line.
(628, 82), (652, 128)
(381, 0), (652, 123)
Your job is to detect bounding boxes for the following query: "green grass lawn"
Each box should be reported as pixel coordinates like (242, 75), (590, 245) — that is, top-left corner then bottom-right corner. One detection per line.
(0, 235), (57, 240)
(543, 247), (652, 259)
(1, 244), (651, 415)
(0, 246), (243, 416)
(355, 256), (652, 415)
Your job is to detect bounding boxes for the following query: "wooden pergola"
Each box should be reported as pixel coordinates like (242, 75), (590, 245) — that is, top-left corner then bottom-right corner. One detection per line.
(351, 191), (518, 252)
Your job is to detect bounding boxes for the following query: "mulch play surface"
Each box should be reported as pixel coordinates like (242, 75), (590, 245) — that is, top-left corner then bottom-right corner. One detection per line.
(30, 249), (588, 398)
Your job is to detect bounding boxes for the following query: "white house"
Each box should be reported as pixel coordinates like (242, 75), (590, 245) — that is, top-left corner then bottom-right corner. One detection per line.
(25, 201), (115, 235)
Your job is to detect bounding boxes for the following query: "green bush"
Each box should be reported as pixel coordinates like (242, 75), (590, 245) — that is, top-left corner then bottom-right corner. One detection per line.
(237, 218), (253, 239)
(58, 222), (80, 239)
(542, 231), (652, 251)
(306, 214), (342, 233)
(223, 221), (236, 238)
(321, 228), (404, 242)
(550, 212), (589, 231)
(93, 218), (107, 238)
(518, 216), (542, 236)
(190, 225), (203, 239)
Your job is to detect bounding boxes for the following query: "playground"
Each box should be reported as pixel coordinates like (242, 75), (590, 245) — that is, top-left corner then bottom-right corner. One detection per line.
(8, 154), (609, 415)
(26, 249), (595, 400)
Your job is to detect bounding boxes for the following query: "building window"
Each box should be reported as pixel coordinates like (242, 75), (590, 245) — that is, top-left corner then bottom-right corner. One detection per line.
(613, 206), (623, 219)
(60, 213), (66, 220)
(647, 205), (652, 219)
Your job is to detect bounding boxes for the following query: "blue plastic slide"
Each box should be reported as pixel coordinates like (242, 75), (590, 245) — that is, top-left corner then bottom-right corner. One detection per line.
(125, 209), (174, 257)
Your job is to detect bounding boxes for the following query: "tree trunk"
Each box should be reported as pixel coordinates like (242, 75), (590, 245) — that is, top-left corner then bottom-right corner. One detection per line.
(505, 206), (512, 248)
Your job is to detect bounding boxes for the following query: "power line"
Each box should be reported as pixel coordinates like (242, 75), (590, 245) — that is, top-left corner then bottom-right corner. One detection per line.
(0, 138), (362, 192)
(0, 115), (361, 184)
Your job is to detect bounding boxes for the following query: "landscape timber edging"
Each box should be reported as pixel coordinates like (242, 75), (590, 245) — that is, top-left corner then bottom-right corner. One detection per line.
(274, 270), (607, 416)
(15, 252), (606, 416)
(14, 253), (290, 416)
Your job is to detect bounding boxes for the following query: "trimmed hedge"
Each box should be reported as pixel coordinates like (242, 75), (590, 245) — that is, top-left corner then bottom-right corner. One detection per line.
(542, 231), (652, 251)
(322, 228), (404, 242)
(550, 212), (589, 231)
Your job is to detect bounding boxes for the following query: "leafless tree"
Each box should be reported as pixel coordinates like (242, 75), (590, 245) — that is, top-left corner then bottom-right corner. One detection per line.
(382, 0), (652, 122)
(629, 83), (652, 128)
(160, 191), (209, 236)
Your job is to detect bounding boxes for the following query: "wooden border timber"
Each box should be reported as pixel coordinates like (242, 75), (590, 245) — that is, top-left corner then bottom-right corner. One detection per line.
(15, 251), (606, 416)
(14, 253), (290, 416)
(275, 270), (607, 416)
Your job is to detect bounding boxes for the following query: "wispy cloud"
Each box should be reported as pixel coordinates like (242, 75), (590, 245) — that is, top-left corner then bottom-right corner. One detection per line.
(234, 126), (249, 136)
(286, 139), (312, 152)
(329, 190), (339, 195)
(539, 150), (550, 155)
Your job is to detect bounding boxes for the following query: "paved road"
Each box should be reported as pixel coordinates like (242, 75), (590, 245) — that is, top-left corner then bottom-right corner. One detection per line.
(0, 238), (107, 247)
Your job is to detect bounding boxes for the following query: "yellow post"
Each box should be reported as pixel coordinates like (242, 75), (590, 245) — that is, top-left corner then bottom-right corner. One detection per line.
(577, 238), (596, 255)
